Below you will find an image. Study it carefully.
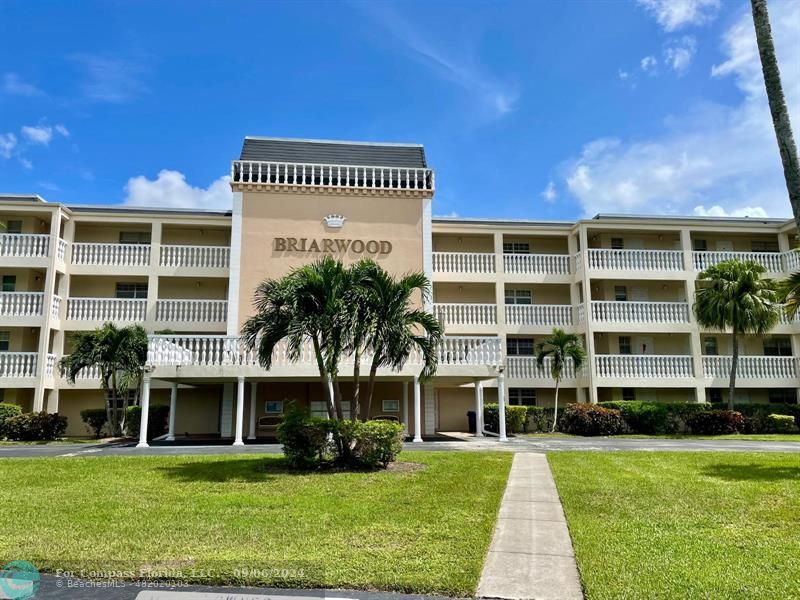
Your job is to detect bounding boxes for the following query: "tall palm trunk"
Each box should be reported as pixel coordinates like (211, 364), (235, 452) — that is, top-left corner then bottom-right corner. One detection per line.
(365, 355), (381, 419)
(551, 379), (560, 433)
(351, 347), (362, 421)
(311, 336), (335, 419)
(751, 0), (800, 230)
(729, 330), (739, 411)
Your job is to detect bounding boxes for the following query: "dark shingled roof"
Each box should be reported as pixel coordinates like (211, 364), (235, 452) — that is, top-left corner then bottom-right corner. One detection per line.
(240, 136), (427, 168)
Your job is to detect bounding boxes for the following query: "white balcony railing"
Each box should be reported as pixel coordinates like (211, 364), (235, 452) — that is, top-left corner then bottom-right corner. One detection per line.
(147, 335), (502, 369)
(0, 234), (49, 258)
(232, 160), (434, 192)
(703, 356), (798, 379)
(156, 299), (228, 323)
(51, 295), (62, 319)
(0, 352), (38, 378)
(433, 303), (497, 326)
(160, 245), (230, 269)
(587, 248), (684, 271)
(432, 252), (495, 274)
(71, 243), (151, 267)
(66, 298), (147, 322)
(503, 253), (570, 275)
(45, 353), (56, 378)
(779, 306), (800, 325)
(507, 356), (583, 380)
(57, 358), (102, 381)
(693, 251), (783, 272)
(57, 238), (67, 262)
(591, 301), (690, 324)
(505, 304), (573, 327)
(0, 292), (44, 317)
(595, 354), (694, 378)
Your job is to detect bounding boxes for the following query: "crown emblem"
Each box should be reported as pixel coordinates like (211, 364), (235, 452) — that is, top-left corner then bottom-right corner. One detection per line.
(323, 214), (346, 229)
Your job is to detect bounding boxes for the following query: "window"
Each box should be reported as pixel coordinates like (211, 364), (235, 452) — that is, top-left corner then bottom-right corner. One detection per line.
(505, 289), (532, 305)
(751, 240), (779, 253)
(618, 336), (632, 355)
(708, 388), (722, 403)
(111, 390), (138, 408)
(614, 286), (628, 302)
(703, 337), (718, 356)
(509, 388), (536, 406)
(507, 338), (535, 356)
(0, 332), (8, 352)
(264, 400), (284, 414)
(622, 388), (636, 401)
(768, 389), (797, 404)
(382, 399), (399, 413)
(763, 337), (792, 357)
(503, 241), (530, 254)
(611, 238), (624, 250)
(1, 275), (16, 292)
(5, 220), (22, 234)
(310, 401), (351, 419)
(115, 283), (148, 299)
(119, 231), (151, 244)
(692, 239), (707, 251)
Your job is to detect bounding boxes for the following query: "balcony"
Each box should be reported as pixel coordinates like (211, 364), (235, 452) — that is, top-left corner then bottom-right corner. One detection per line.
(0, 352), (39, 379)
(433, 303), (497, 327)
(595, 354), (694, 378)
(0, 234), (50, 259)
(505, 304), (573, 327)
(507, 356), (584, 381)
(692, 251), (786, 273)
(703, 356), (798, 380)
(66, 298), (146, 323)
(160, 245), (230, 269)
(71, 243), (151, 267)
(503, 253), (570, 275)
(0, 292), (44, 317)
(585, 248), (684, 272)
(156, 299), (228, 324)
(591, 301), (690, 324)
(433, 252), (495, 275)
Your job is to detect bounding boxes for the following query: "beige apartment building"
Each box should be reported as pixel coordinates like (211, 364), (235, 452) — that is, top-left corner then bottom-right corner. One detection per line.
(1, 136), (798, 443)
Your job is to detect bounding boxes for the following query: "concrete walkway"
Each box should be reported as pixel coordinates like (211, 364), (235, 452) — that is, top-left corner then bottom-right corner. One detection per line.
(478, 453), (582, 600)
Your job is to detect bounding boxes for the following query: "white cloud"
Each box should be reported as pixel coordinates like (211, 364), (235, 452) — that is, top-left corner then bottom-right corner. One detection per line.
(54, 124), (70, 137)
(618, 69), (630, 80)
(3, 73), (43, 96)
(37, 181), (60, 192)
(663, 36), (697, 74)
(19, 158), (33, 170)
(69, 54), (148, 103)
(124, 170), (232, 210)
(562, 1), (800, 219)
(637, 0), (721, 32)
(640, 55), (658, 72)
(0, 133), (16, 158)
(541, 180), (557, 202)
(693, 204), (769, 218)
(21, 125), (53, 145)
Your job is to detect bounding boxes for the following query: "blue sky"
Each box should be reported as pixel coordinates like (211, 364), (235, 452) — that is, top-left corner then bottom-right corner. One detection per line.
(0, 0), (798, 220)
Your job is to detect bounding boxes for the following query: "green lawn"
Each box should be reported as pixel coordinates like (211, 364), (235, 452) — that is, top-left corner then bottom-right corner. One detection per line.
(549, 452), (800, 600)
(519, 432), (800, 442)
(0, 451), (511, 596)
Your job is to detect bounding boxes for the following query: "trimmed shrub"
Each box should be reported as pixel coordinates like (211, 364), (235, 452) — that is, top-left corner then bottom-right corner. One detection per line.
(347, 420), (405, 468)
(277, 403), (334, 468)
(559, 403), (626, 436)
(524, 406), (556, 433)
(125, 405), (170, 439)
(80, 408), (108, 438)
(766, 414), (798, 434)
(600, 401), (710, 434)
(710, 403), (800, 434)
(687, 410), (745, 435)
(4, 412), (68, 441)
(0, 402), (23, 437)
(484, 403), (528, 434)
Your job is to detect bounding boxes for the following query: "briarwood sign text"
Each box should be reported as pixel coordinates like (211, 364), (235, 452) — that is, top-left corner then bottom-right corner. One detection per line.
(273, 237), (393, 254)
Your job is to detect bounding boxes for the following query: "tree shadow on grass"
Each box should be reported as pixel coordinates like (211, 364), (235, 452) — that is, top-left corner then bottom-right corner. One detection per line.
(702, 462), (800, 482)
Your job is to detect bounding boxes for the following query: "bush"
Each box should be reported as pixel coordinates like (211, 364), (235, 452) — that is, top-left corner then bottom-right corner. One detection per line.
(524, 406), (556, 433)
(347, 420), (405, 468)
(559, 404), (626, 436)
(687, 410), (745, 435)
(766, 414), (798, 434)
(600, 401), (710, 434)
(80, 408), (108, 438)
(0, 402), (23, 437)
(4, 412), (67, 441)
(277, 403), (334, 468)
(710, 403), (800, 434)
(484, 403), (528, 434)
(125, 405), (170, 439)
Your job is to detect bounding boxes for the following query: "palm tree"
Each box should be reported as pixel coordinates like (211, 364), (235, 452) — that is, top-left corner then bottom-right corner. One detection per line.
(778, 270), (800, 320)
(535, 328), (586, 432)
(695, 259), (780, 409)
(59, 323), (148, 436)
(750, 0), (800, 229)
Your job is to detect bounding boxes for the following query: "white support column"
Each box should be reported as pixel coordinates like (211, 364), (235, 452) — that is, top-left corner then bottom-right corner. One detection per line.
(226, 191), (244, 335)
(136, 374), (152, 448)
(681, 228), (705, 402)
(474, 380), (484, 437)
(233, 376), (245, 446)
(145, 221), (162, 327)
(402, 381), (409, 434)
(413, 375), (422, 443)
(166, 382), (177, 441)
(497, 369), (507, 442)
(248, 382), (257, 440)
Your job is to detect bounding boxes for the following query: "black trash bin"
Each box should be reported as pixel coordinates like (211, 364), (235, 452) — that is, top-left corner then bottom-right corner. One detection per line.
(467, 410), (476, 434)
